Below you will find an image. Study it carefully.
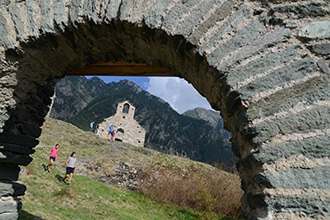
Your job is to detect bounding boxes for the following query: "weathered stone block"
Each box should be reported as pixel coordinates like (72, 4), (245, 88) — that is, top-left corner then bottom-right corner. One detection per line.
(309, 43), (330, 55)
(0, 212), (18, 220)
(317, 59), (330, 74)
(197, 4), (252, 55)
(0, 196), (21, 213)
(272, 3), (330, 19)
(0, 133), (39, 148)
(298, 21), (330, 39)
(0, 163), (19, 181)
(187, 0), (235, 45)
(0, 143), (35, 155)
(0, 150), (33, 166)
(255, 135), (330, 163)
(0, 181), (26, 197)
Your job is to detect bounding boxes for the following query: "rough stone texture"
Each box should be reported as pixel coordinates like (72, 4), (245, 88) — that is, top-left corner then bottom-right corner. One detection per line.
(97, 100), (146, 147)
(298, 21), (330, 39)
(309, 43), (330, 55)
(318, 59), (330, 74)
(0, 196), (20, 219)
(0, 163), (19, 182)
(0, 0), (329, 219)
(0, 181), (26, 197)
(97, 162), (142, 191)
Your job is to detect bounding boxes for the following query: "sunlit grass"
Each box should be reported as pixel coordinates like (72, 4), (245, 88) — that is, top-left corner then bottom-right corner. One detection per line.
(19, 151), (203, 220)
(18, 117), (242, 219)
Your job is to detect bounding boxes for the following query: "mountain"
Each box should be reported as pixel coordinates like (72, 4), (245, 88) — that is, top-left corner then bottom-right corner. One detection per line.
(182, 107), (232, 140)
(49, 76), (236, 167)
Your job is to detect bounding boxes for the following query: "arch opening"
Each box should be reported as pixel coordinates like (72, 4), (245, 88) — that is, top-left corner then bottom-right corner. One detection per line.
(1, 22), (241, 217)
(0, 0), (329, 219)
(122, 103), (130, 114)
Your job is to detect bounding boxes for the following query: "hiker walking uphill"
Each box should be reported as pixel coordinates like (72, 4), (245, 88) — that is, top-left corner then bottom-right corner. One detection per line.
(108, 124), (115, 141)
(61, 152), (77, 186)
(45, 144), (59, 173)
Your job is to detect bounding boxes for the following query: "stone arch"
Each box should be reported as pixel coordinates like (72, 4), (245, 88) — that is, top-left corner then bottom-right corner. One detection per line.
(117, 128), (125, 134)
(122, 103), (130, 114)
(115, 128), (125, 142)
(0, 1), (329, 219)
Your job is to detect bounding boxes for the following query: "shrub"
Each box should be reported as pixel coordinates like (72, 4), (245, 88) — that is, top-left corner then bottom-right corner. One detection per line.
(137, 156), (242, 218)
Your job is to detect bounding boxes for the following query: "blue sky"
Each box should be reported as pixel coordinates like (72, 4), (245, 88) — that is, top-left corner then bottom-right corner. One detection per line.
(85, 76), (212, 114)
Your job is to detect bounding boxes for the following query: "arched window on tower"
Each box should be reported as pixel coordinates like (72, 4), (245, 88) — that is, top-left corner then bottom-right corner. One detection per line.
(123, 103), (129, 114)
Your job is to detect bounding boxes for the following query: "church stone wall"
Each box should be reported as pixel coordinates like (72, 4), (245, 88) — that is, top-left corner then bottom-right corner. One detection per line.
(0, 0), (329, 219)
(97, 101), (146, 147)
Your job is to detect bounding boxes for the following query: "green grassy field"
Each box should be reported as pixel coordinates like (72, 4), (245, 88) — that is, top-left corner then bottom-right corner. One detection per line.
(19, 149), (205, 220)
(18, 117), (241, 220)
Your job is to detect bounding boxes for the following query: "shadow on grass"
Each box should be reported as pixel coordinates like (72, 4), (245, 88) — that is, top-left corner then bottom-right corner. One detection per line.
(41, 164), (48, 173)
(18, 209), (45, 220)
(55, 174), (64, 183)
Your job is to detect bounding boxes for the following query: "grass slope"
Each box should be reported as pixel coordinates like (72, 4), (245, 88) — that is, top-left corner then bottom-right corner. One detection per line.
(19, 155), (201, 220)
(18, 117), (240, 220)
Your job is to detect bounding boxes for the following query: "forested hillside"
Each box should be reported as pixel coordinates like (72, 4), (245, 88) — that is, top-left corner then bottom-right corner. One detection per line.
(50, 76), (236, 167)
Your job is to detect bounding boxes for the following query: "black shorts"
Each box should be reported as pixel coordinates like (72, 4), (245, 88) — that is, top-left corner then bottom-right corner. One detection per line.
(50, 156), (56, 161)
(66, 167), (75, 174)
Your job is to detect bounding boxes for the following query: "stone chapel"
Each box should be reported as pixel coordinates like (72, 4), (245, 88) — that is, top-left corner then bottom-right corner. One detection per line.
(97, 101), (146, 147)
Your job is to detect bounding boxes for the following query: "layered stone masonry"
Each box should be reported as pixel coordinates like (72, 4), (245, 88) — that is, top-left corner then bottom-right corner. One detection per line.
(0, 0), (329, 219)
(97, 100), (146, 147)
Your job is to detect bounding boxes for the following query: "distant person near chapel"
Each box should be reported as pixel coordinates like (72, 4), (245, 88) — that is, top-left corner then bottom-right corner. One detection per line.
(45, 144), (59, 173)
(108, 124), (115, 141)
(61, 151), (77, 186)
(90, 121), (94, 132)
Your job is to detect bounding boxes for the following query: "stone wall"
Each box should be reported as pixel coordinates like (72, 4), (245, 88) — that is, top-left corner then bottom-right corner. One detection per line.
(0, 0), (329, 219)
(97, 100), (146, 147)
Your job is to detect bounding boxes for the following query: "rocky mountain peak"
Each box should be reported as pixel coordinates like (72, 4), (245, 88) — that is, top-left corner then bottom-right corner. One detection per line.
(50, 76), (236, 168)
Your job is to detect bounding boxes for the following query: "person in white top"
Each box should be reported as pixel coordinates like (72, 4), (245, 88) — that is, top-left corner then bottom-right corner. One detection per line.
(61, 152), (77, 186)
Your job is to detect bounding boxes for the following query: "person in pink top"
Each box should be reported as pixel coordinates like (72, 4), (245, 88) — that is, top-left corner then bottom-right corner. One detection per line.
(45, 144), (59, 173)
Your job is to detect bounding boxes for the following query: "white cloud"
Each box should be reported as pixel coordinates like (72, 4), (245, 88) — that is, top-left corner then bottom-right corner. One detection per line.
(86, 76), (213, 114)
(146, 77), (212, 114)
